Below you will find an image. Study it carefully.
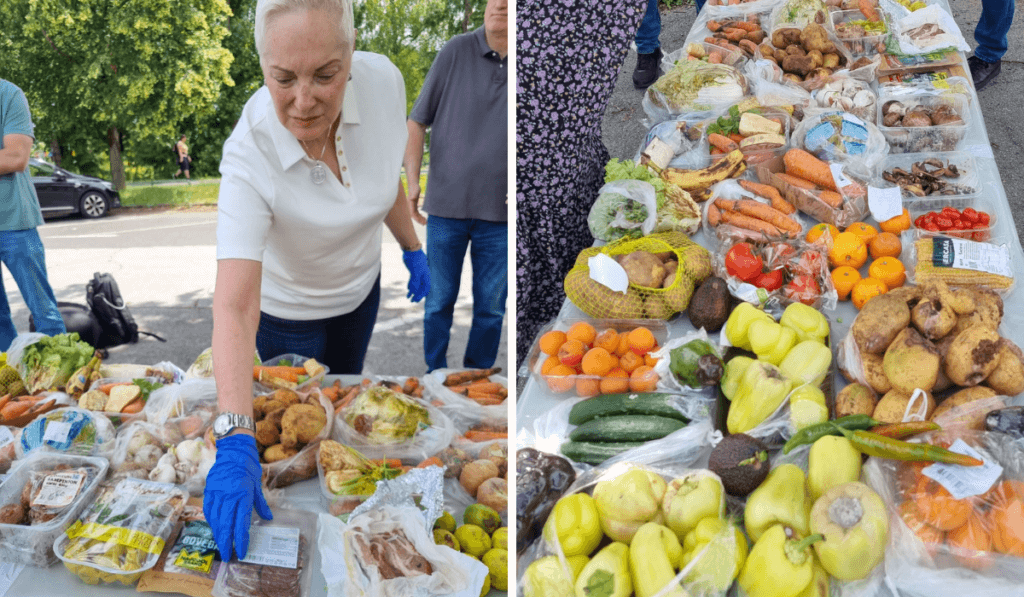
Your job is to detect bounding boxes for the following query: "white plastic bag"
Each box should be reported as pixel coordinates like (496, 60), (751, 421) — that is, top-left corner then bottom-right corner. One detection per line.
(423, 369), (507, 433)
(332, 391), (457, 464)
(588, 180), (659, 241)
(891, 4), (970, 55)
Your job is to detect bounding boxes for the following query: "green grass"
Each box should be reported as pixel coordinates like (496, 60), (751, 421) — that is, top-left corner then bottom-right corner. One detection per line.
(119, 183), (220, 208)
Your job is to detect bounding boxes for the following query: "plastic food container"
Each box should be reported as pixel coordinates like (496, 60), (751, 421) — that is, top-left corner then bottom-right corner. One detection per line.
(0, 451), (108, 566)
(829, 9), (888, 57)
(906, 195), (998, 242)
(54, 478), (187, 585)
(877, 92), (970, 154)
(255, 353), (329, 391)
(524, 319), (670, 397)
(873, 151), (979, 199)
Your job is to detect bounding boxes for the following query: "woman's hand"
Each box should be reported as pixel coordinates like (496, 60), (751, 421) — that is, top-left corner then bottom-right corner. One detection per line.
(402, 248), (430, 302)
(203, 433), (273, 561)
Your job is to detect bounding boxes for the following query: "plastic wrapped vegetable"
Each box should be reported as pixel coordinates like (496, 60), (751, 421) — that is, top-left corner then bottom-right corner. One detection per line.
(342, 386), (430, 444)
(516, 448), (576, 555)
(17, 333), (94, 394)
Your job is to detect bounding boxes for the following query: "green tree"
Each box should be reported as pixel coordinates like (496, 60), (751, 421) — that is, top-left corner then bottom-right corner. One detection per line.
(0, 0), (234, 188)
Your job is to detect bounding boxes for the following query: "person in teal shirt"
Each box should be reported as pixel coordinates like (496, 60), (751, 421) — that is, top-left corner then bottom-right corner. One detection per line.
(0, 79), (65, 350)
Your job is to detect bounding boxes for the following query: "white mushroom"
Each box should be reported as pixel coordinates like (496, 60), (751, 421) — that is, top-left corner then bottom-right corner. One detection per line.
(853, 89), (874, 108)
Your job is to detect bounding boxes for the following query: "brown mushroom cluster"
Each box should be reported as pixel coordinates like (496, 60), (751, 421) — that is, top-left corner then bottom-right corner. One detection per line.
(881, 158), (974, 197)
(881, 100), (964, 128)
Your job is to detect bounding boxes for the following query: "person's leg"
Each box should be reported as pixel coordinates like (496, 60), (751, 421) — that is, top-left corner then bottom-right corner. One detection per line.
(970, 0), (1013, 89)
(322, 273), (381, 374)
(424, 215), (470, 372)
(633, 0), (663, 89)
(2, 229), (65, 343)
(695, 0), (705, 12)
(256, 312), (328, 366)
(0, 264), (18, 352)
(464, 220), (508, 369)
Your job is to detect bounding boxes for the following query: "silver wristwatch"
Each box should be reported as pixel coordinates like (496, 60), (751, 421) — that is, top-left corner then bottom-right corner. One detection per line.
(212, 412), (255, 439)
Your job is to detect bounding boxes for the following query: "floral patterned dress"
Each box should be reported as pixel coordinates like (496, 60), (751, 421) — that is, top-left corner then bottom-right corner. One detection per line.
(515, 0), (647, 366)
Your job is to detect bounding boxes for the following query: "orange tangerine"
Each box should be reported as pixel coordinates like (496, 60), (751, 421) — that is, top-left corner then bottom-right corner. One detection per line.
(566, 322), (597, 345)
(593, 328), (620, 353)
(576, 377), (601, 398)
(806, 222), (840, 245)
(581, 347), (616, 377)
(619, 351), (644, 374)
(538, 330), (567, 356)
(600, 368), (630, 394)
(546, 364), (576, 393)
(629, 365), (659, 392)
(852, 277), (889, 309)
(845, 222), (878, 245)
(540, 355), (560, 375)
(614, 334), (631, 357)
(558, 339), (586, 367)
(869, 232), (903, 260)
(627, 327), (657, 355)
(868, 257), (906, 289)
(831, 266), (862, 301)
(879, 208), (911, 234)
(828, 231), (868, 269)
(645, 354), (660, 367)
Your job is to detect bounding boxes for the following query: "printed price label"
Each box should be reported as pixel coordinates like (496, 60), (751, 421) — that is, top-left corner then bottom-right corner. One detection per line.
(923, 439), (1003, 499)
(32, 470), (86, 508)
(930, 237), (1012, 278)
(588, 254), (629, 294)
(0, 427), (14, 450)
(239, 526), (300, 569)
(867, 186), (903, 222)
(42, 421), (72, 445)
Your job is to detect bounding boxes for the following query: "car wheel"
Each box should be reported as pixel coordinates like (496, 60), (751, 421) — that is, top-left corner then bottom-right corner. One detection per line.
(79, 191), (108, 218)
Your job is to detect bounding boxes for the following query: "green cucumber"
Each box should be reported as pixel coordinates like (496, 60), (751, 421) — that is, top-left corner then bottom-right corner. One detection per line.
(568, 392), (689, 426)
(569, 415), (687, 442)
(561, 440), (646, 465)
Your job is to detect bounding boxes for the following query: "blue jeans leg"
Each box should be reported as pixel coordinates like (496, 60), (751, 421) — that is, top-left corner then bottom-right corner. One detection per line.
(974, 0), (1014, 63)
(0, 229), (64, 351)
(695, 0), (705, 12)
(464, 220), (507, 369)
(424, 216), (470, 372)
(635, 0), (662, 54)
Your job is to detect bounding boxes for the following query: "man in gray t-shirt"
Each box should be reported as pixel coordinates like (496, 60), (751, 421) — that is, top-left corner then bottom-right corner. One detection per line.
(404, 0), (507, 372)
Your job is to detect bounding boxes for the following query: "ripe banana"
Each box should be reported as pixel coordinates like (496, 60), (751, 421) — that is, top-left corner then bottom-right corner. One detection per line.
(659, 149), (746, 192)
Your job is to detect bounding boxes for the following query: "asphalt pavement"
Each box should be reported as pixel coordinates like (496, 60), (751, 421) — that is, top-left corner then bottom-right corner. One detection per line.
(602, 0), (1024, 237)
(6, 209), (508, 377)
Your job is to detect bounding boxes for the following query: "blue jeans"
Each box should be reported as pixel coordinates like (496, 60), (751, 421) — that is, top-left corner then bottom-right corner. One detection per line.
(635, 0), (662, 54)
(974, 0), (1014, 63)
(0, 228), (64, 351)
(255, 274), (380, 375)
(425, 216), (507, 372)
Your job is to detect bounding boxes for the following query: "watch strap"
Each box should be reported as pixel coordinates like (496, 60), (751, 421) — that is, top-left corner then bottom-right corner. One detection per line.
(215, 412), (255, 438)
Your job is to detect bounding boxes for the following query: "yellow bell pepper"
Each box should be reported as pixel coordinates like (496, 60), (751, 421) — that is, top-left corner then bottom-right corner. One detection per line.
(748, 319), (798, 366)
(738, 524), (822, 597)
(779, 302), (829, 344)
(543, 493), (603, 557)
(779, 341), (832, 386)
(744, 464), (812, 542)
(681, 517), (748, 592)
(725, 302), (773, 351)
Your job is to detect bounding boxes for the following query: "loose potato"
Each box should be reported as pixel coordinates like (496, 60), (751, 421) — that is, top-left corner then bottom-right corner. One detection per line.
(772, 27), (802, 49)
(953, 288), (1002, 334)
(835, 383), (877, 418)
(911, 298), (957, 340)
(806, 49), (823, 68)
(944, 325), (1002, 386)
(873, 389), (935, 424)
(853, 294), (911, 354)
(883, 328), (940, 394)
(862, 352), (892, 394)
(783, 73), (805, 84)
(984, 339), (1024, 396)
(821, 53), (840, 69)
(782, 54), (815, 76)
(662, 261), (679, 289)
(800, 23), (831, 53)
(620, 251), (666, 288)
(785, 44), (806, 57)
(932, 386), (1002, 430)
(760, 43), (775, 58)
(263, 444), (299, 463)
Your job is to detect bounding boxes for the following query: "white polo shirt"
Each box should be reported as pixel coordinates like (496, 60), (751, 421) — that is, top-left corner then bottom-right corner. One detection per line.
(217, 52), (407, 320)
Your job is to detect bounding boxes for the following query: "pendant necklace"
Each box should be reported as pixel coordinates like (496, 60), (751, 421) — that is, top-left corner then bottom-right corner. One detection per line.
(303, 135), (329, 185)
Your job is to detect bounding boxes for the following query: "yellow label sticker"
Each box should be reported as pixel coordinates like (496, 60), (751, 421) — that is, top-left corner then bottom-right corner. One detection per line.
(174, 549), (214, 573)
(66, 522), (166, 556)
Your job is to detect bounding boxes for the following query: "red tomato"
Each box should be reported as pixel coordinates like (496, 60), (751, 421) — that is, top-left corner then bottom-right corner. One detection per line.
(923, 222), (940, 232)
(725, 243), (763, 282)
(753, 269), (785, 291)
(792, 251), (824, 277)
(962, 208), (980, 223)
(783, 275), (821, 306)
(941, 207), (959, 218)
(935, 216), (953, 229)
(979, 212), (991, 226)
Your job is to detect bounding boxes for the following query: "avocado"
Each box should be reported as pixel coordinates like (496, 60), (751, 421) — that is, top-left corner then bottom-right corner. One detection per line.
(687, 276), (730, 332)
(669, 339), (724, 388)
(708, 433), (770, 497)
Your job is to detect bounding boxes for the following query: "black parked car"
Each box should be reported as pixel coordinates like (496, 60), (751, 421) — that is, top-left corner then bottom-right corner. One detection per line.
(29, 158), (120, 219)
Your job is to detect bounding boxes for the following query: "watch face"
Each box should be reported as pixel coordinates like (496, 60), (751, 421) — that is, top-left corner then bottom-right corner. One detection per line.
(213, 414), (232, 436)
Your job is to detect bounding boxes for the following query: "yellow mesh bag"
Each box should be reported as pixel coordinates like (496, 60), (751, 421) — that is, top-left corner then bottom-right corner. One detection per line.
(564, 231), (712, 319)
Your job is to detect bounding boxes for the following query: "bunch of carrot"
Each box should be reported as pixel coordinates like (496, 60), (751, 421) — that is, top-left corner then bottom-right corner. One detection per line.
(703, 16), (765, 57)
(0, 394), (58, 424)
(769, 149), (867, 210)
(253, 365), (308, 383)
(463, 423), (508, 442)
(707, 181), (801, 239)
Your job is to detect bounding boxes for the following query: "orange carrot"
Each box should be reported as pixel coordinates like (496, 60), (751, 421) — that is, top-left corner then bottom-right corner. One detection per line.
(26, 397), (55, 416)
(738, 179), (796, 214)
(708, 133), (739, 153)
(707, 51), (723, 63)
(402, 377), (420, 395)
(464, 430), (508, 442)
(120, 398), (145, 414)
(723, 27), (747, 42)
(818, 190), (844, 208)
(443, 367), (502, 386)
(731, 20), (759, 32)
(718, 207), (783, 237)
(738, 39), (758, 55)
(706, 19), (723, 32)
(416, 457), (443, 469)
(731, 199), (801, 233)
(707, 203), (722, 226)
(0, 401), (33, 421)
(784, 148), (838, 191)
(859, 0), (880, 21)
(369, 458), (403, 469)
(774, 172), (819, 190)
(253, 366), (306, 383)
(472, 396), (506, 406)
(0, 394), (12, 412)
(462, 382), (504, 394)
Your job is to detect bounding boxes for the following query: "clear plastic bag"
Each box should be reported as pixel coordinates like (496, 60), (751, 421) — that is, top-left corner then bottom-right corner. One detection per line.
(792, 108), (889, 168)
(142, 378), (220, 436)
(255, 353), (328, 392)
(332, 388), (457, 464)
(587, 180), (660, 242)
(0, 426), (19, 473)
(261, 387), (334, 489)
(108, 420), (184, 483)
(810, 73), (878, 122)
(704, 178), (806, 243)
(643, 61), (748, 125)
(711, 237), (838, 311)
(903, 232), (1015, 295)
(863, 430), (1024, 596)
(753, 152), (871, 227)
(16, 407), (116, 460)
(212, 507), (318, 597)
(633, 117), (709, 170)
(651, 328), (725, 393)
(423, 369), (507, 435)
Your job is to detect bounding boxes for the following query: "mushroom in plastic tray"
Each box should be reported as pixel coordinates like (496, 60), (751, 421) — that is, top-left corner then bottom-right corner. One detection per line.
(54, 477), (187, 585)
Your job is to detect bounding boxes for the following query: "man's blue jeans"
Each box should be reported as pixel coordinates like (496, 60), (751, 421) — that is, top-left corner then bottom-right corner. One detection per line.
(636, 0), (705, 54)
(0, 228), (65, 351)
(974, 0), (1014, 63)
(425, 216), (507, 372)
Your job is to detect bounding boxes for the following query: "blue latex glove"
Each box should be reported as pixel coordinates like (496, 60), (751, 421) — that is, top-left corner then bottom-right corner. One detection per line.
(402, 248), (431, 302)
(203, 434), (273, 561)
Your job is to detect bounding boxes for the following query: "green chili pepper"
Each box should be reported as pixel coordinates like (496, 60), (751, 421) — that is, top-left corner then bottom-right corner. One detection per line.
(782, 414), (879, 454)
(868, 421), (941, 440)
(831, 425), (984, 467)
